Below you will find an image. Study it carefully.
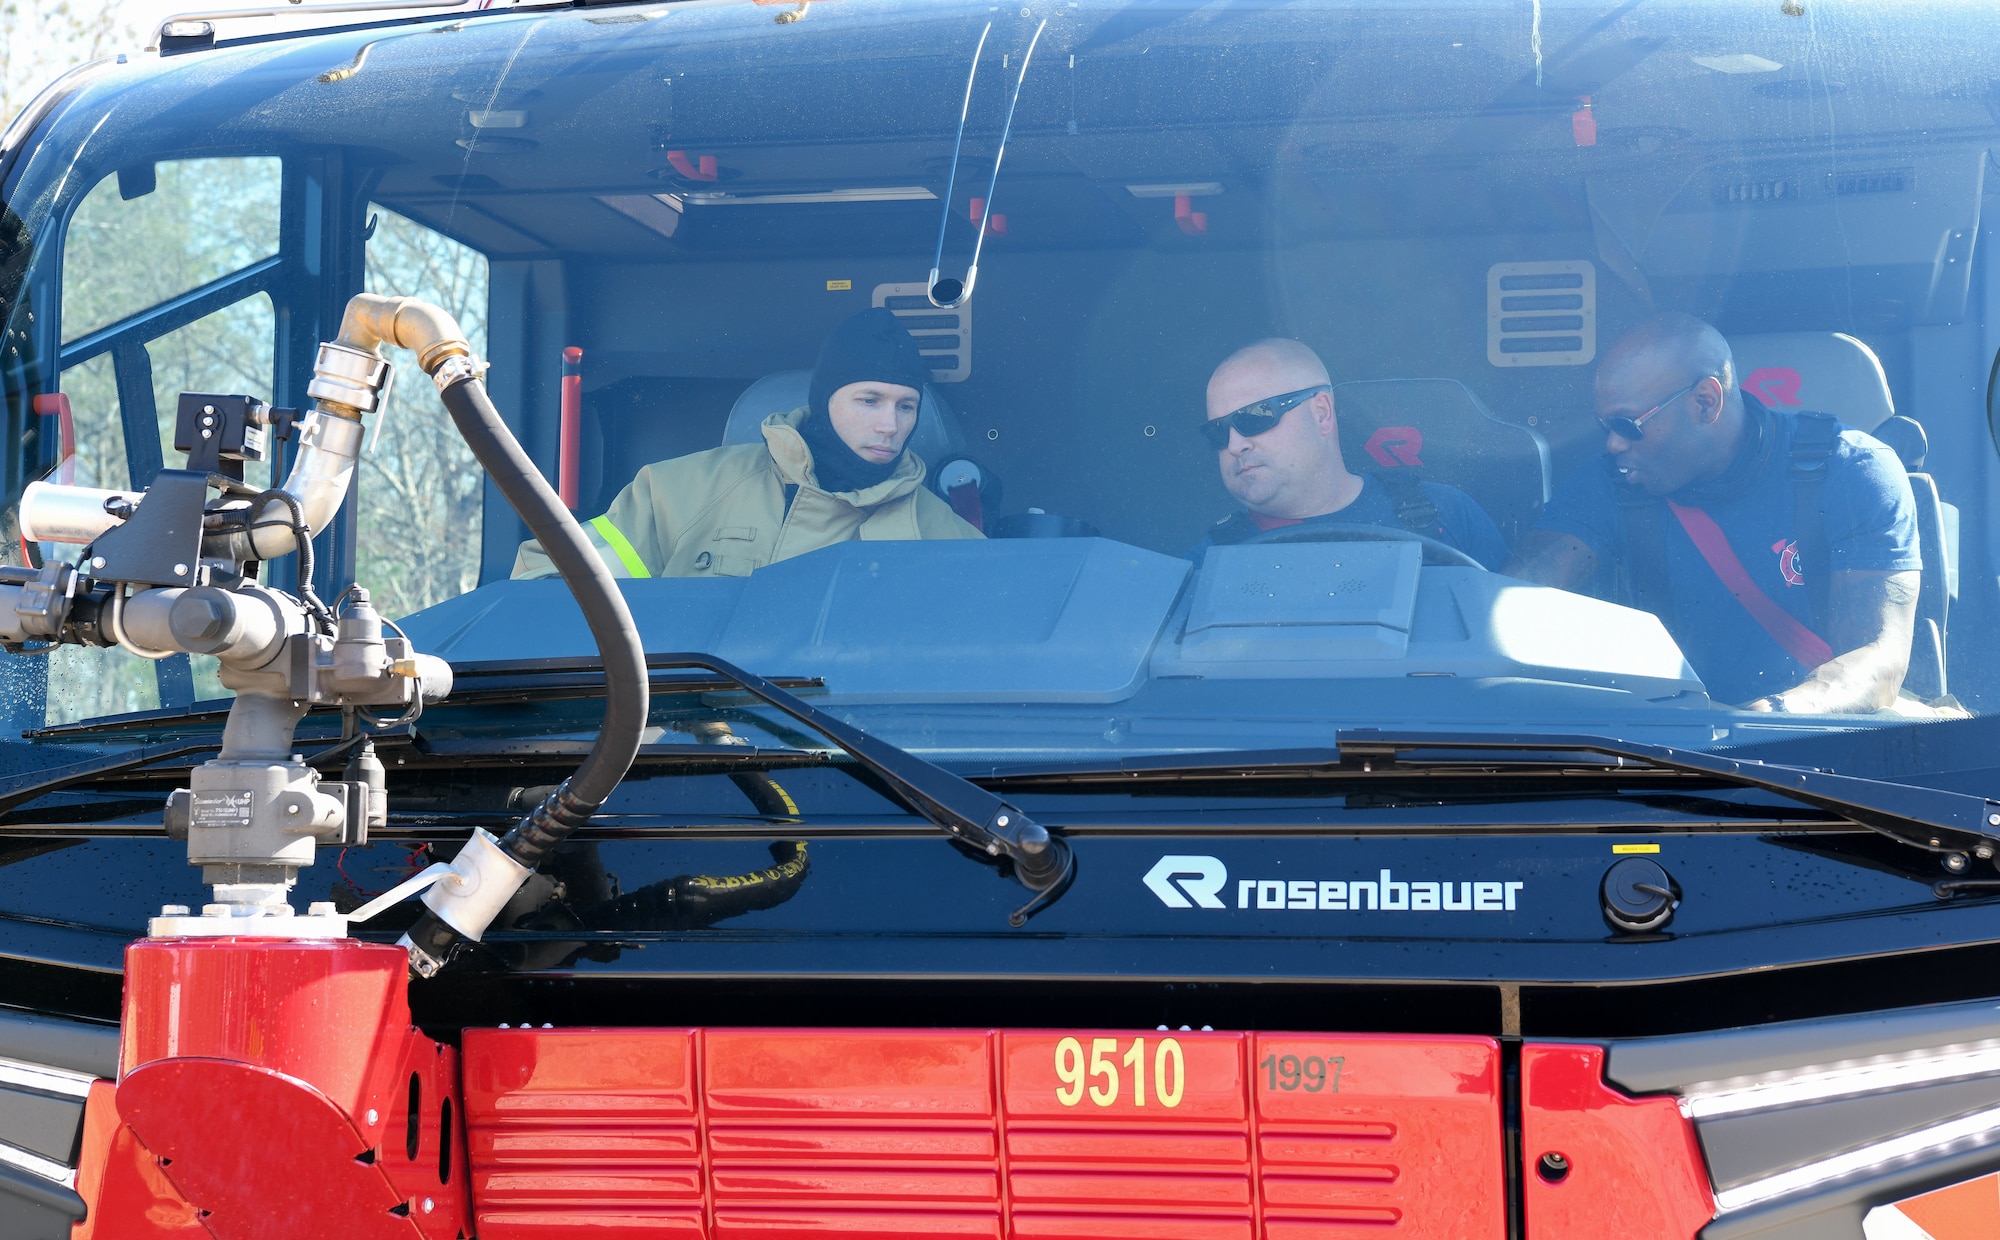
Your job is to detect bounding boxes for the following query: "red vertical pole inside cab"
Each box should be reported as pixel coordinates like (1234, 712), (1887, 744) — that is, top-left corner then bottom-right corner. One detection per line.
(27, 393), (76, 560)
(31, 392), (75, 479)
(1572, 95), (1597, 147)
(559, 347), (583, 510)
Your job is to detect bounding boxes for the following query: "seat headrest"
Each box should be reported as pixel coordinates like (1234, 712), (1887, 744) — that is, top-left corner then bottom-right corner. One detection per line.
(1727, 332), (1894, 432)
(722, 370), (967, 466)
(1332, 378), (1551, 540)
(1869, 414), (1928, 471)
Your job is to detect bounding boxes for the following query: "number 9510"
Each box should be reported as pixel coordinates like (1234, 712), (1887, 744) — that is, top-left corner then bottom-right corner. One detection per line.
(1054, 1035), (1184, 1108)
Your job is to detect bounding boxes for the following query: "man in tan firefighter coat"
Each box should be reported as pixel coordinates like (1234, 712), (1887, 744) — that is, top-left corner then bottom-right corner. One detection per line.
(512, 309), (980, 579)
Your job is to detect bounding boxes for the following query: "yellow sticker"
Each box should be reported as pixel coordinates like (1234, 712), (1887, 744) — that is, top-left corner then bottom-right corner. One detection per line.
(1612, 843), (1661, 854)
(825, 279), (852, 291)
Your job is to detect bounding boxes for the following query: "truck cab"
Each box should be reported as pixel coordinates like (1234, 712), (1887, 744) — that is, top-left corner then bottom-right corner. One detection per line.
(4, 3), (2000, 1237)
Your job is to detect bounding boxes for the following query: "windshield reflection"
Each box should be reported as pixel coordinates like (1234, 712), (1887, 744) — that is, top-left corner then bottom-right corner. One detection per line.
(1, 0), (1996, 751)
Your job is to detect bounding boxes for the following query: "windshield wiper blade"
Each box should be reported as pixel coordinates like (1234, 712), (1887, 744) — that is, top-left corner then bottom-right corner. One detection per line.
(982, 732), (1999, 858)
(0, 731), (394, 827)
(27, 702), (238, 739)
(0, 741), (220, 820)
(442, 657), (826, 707)
(19, 661), (829, 742)
(981, 748), (1349, 785)
(409, 734), (829, 769)
(646, 653), (1072, 924)
(1335, 729), (2000, 861)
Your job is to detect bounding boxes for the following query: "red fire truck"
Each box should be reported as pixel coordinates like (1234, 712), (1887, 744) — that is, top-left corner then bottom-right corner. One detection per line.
(4, 2), (2000, 1237)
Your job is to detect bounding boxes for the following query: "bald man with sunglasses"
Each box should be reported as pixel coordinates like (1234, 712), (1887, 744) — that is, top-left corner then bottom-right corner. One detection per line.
(1190, 339), (1509, 568)
(1507, 313), (1921, 713)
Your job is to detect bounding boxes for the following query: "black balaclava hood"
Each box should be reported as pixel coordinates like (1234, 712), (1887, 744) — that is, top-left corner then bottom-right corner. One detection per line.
(800, 308), (932, 493)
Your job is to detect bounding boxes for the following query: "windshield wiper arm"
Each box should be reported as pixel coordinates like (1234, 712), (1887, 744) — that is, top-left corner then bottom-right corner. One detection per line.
(926, 18), (1047, 309)
(0, 731), (391, 826)
(649, 653), (1072, 924)
(0, 741), (219, 820)
(981, 730), (2000, 862)
(1336, 729), (2000, 862)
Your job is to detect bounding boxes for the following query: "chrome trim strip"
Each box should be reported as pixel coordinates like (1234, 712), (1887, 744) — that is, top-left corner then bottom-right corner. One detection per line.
(1684, 1043), (2000, 1119)
(1714, 1102), (2000, 1213)
(146, 0), (470, 50)
(0, 1056), (96, 1099)
(0, 1137), (76, 1188)
(0, 56), (112, 163)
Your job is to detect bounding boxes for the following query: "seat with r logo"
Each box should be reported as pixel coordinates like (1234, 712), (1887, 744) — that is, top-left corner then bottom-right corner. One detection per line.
(1728, 332), (1955, 700)
(1331, 378), (1552, 546)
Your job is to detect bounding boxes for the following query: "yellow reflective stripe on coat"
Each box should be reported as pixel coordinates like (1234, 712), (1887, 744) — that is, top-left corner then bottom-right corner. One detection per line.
(589, 514), (651, 578)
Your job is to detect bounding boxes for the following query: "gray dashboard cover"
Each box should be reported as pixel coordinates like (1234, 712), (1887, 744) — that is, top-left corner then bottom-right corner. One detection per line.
(406, 538), (1189, 703)
(1180, 541), (1421, 662)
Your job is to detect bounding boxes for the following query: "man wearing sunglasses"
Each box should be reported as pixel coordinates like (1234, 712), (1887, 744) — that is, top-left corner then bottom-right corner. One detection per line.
(1191, 340), (1508, 568)
(1507, 313), (1920, 714)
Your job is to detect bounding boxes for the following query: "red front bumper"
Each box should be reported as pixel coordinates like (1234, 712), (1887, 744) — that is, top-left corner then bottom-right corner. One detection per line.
(71, 938), (1715, 1239)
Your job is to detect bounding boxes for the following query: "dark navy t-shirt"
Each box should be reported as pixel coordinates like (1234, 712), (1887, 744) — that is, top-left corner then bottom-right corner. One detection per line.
(1189, 474), (1511, 570)
(1535, 402), (1919, 704)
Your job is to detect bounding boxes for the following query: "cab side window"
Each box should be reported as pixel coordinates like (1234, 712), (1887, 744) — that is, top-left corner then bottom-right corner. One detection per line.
(43, 157), (280, 724)
(60, 158), (279, 489)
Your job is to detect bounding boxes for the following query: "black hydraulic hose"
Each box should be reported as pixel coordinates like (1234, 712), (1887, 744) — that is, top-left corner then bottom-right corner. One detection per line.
(401, 376), (649, 975)
(442, 379), (648, 804)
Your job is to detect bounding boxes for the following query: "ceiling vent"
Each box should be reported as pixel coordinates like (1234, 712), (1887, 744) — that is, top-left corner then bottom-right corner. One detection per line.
(1829, 168), (1913, 196)
(874, 282), (970, 383)
(1488, 261), (1596, 368)
(1715, 176), (1797, 206)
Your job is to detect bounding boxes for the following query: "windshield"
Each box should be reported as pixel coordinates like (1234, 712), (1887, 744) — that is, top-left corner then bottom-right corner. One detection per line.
(2, 0), (1996, 761)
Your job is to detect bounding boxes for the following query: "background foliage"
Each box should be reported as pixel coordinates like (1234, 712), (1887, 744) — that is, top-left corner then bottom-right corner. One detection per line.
(359, 207), (489, 621)
(6, 1), (491, 728)
(2, 0), (139, 131)
(36, 164), (488, 724)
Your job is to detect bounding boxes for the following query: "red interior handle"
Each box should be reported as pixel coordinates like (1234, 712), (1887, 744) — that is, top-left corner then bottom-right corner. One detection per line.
(1175, 194), (1208, 235)
(666, 150), (718, 181)
(559, 348), (583, 510)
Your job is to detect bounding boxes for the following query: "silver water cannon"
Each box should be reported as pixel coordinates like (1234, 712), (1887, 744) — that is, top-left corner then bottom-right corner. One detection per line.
(1, 293), (645, 971)
(0, 295), (463, 934)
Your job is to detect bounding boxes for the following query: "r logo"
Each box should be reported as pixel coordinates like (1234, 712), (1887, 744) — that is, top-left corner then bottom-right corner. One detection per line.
(1745, 367), (1804, 407)
(1143, 855), (1228, 909)
(1364, 426), (1424, 468)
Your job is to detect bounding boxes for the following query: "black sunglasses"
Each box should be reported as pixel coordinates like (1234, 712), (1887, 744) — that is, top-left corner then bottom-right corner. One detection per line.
(1599, 376), (1709, 442)
(1200, 385), (1330, 450)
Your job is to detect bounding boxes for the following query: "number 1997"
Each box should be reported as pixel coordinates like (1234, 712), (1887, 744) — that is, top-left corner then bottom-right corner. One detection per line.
(1260, 1052), (1343, 1093)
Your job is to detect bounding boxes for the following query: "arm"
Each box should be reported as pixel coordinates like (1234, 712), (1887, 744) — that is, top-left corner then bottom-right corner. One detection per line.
(510, 466), (666, 579)
(1504, 529), (1598, 590)
(1427, 483), (1510, 570)
(1745, 569), (1919, 713)
(912, 487), (985, 540)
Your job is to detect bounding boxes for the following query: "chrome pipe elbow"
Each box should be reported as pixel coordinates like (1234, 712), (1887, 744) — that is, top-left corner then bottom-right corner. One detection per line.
(216, 293), (473, 563)
(330, 292), (472, 378)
